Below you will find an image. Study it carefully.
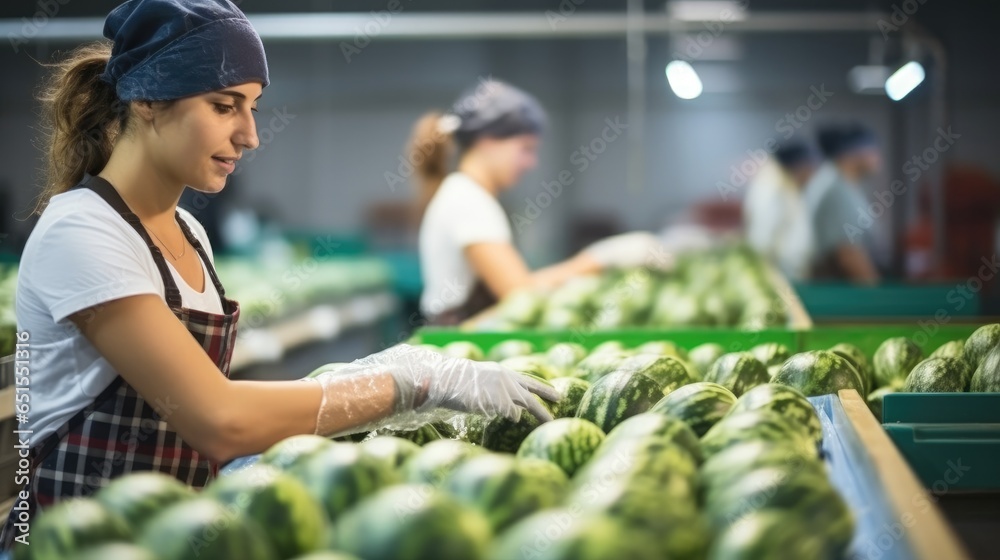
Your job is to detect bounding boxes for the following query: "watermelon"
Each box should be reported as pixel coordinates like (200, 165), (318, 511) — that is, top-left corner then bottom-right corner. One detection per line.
(649, 382), (737, 437)
(481, 395), (551, 453)
(963, 323), (1000, 368)
(260, 434), (334, 471)
(576, 370), (662, 433)
(496, 289), (547, 325)
(707, 510), (826, 560)
(590, 340), (628, 355)
(620, 353), (695, 394)
(289, 443), (395, 522)
(601, 412), (702, 464)
(288, 554), (360, 560)
(487, 339), (535, 361)
(750, 342), (791, 367)
(903, 357), (969, 393)
(500, 355), (562, 380)
(488, 510), (668, 560)
(773, 350), (865, 397)
(549, 377), (591, 418)
(94, 472), (194, 534)
(727, 383), (823, 444)
(441, 341), (484, 361)
(701, 409), (818, 459)
(443, 454), (567, 531)
(545, 342), (588, 369)
(434, 414), (486, 443)
(572, 350), (632, 383)
(359, 436), (421, 473)
(13, 499), (130, 560)
(971, 344), (1000, 392)
(305, 362), (351, 379)
(403, 439), (485, 486)
(206, 465), (326, 558)
(830, 342), (873, 395)
(689, 343), (725, 376)
(332, 485), (491, 560)
(866, 385), (899, 421)
(930, 340), (965, 360)
(139, 499), (276, 560)
(517, 417), (605, 477)
(704, 352), (770, 397)
(699, 440), (822, 492)
(68, 543), (157, 560)
(361, 423), (442, 445)
(539, 306), (586, 330)
(873, 337), (923, 387)
(635, 340), (689, 360)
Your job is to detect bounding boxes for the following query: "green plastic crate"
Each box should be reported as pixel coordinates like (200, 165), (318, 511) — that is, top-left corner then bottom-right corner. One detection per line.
(798, 324), (981, 357)
(794, 282), (982, 319)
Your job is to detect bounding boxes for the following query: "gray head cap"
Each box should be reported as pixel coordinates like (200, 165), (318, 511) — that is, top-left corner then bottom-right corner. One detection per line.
(444, 79), (546, 147)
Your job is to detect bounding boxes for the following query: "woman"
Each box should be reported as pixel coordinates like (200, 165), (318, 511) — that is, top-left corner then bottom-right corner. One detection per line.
(1, 0), (556, 549)
(412, 81), (663, 325)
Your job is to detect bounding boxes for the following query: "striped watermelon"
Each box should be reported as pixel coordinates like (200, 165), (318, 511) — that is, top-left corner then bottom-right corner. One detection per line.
(500, 355), (562, 380)
(488, 510), (666, 560)
(704, 352), (770, 397)
(289, 443), (395, 522)
(699, 440), (823, 492)
(206, 465), (327, 558)
(333, 485), (490, 560)
(94, 472), (194, 535)
(549, 377), (591, 418)
(441, 341), (485, 361)
(443, 454), (567, 531)
(689, 343), (725, 377)
(621, 353), (695, 394)
(727, 383), (823, 444)
(481, 395), (552, 453)
(14, 498), (131, 560)
(545, 342), (588, 369)
(573, 350), (633, 383)
(260, 434), (334, 471)
(930, 340), (965, 360)
(590, 340), (628, 355)
(601, 412), (703, 464)
(287, 553), (361, 560)
(70, 543), (157, 560)
(360, 423), (442, 445)
(773, 350), (865, 397)
(517, 417), (605, 477)
(866, 384), (900, 421)
(650, 382), (737, 437)
(576, 370), (662, 433)
(964, 323), (1000, 368)
(139, 499), (277, 560)
(707, 511), (826, 560)
(487, 339), (535, 361)
(359, 436), (421, 473)
(971, 344), (1000, 392)
(904, 357), (969, 393)
(873, 337), (923, 388)
(750, 342), (791, 367)
(403, 439), (485, 486)
(830, 342), (873, 395)
(635, 340), (689, 361)
(700, 409), (818, 459)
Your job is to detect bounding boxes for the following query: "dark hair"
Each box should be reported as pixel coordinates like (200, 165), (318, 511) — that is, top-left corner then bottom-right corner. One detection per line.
(408, 111), (455, 215)
(35, 41), (128, 215)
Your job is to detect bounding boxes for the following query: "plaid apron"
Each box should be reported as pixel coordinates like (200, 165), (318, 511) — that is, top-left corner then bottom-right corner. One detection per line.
(1, 176), (240, 550)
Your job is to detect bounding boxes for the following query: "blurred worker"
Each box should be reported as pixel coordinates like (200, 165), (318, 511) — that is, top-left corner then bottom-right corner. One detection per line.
(410, 80), (664, 325)
(743, 138), (820, 281)
(803, 122), (882, 284)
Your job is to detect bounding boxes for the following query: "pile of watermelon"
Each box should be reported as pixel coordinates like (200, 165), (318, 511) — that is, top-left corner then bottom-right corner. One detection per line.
(23, 339), (858, 559)
(480, 246), (791, 331)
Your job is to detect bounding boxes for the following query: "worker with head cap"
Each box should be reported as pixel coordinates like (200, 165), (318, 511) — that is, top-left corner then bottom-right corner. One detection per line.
(410, 79), (665, 325)
(803, 122), (883, 284)
(744, 138), (820, 281)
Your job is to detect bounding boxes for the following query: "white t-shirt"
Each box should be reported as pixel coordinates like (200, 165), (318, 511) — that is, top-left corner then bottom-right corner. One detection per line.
(418, 173), (512, 317)
(743, 159), (815, 281)
(17, 188), (222, 446)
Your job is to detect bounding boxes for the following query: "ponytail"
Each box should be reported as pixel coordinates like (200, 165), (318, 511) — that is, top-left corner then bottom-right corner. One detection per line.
(35, 41), (127, 215)
(408, 111), (454, 216)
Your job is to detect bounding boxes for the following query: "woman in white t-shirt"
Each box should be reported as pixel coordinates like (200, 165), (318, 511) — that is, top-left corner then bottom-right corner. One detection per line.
(412, 80), (663, 324)
(3, 1), (557, 549)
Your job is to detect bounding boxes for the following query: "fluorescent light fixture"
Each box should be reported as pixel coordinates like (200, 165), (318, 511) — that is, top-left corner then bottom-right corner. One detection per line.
(666, 60), (704, 99)
(667, 1), (749, 22)
(847, 65), (891, 95)
(885, 61), (925, 101)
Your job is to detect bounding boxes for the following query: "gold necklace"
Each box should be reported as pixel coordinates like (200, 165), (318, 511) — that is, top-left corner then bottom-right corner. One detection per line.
(146, 224), (187, 261)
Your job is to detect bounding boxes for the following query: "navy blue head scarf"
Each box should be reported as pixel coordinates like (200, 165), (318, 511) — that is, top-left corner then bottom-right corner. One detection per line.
(100, 0), (269, 101)
(816, 123), (878, 159)
(445, 79), (547, 148)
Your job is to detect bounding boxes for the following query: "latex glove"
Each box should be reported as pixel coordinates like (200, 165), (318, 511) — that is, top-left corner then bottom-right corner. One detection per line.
(309, 344), (559, 436)
(582, 231), (674, 270)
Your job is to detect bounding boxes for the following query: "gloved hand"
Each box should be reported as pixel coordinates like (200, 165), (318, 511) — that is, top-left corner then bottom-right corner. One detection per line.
(582, 231), (674, 270)
(308, 344), (559, 437)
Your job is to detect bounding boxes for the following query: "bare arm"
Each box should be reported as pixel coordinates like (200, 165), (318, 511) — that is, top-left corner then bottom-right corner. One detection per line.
(71, 295), (398, 463)
(835, 244), (880, 285)
(464, 242), (602, 299)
